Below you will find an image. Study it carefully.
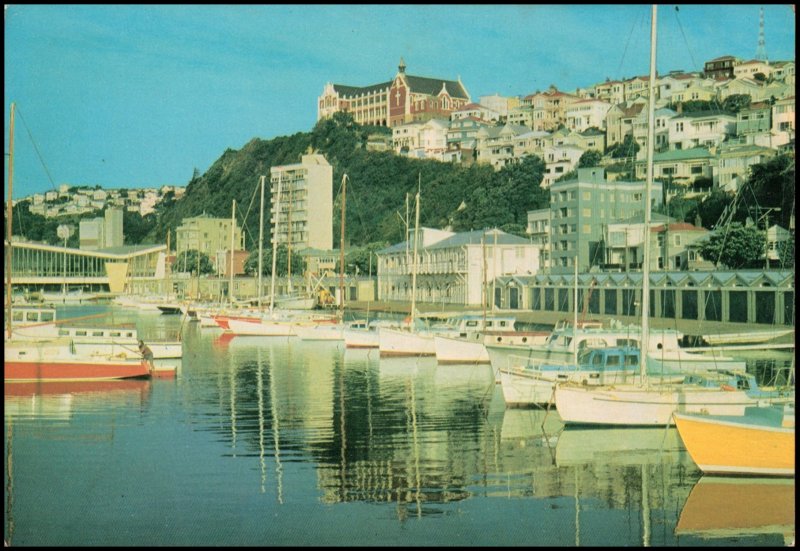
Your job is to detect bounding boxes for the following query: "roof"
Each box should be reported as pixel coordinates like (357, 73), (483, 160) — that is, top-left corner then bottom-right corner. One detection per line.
(651, 147), (714, 162)
(332, 82), (392, 97)
(405, 75), (469, 99)
(426, 229), (530, 250)
(675, 110), (735, 120)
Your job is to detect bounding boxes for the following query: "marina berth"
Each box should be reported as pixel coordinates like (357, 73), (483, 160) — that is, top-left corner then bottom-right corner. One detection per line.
(673, 402), (795, 477)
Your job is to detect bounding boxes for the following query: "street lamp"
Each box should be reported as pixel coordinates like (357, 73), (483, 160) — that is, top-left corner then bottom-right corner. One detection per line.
(57, 224), (73, 297)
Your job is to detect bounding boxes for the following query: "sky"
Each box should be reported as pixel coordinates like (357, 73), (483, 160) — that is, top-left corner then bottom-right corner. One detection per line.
(4, 4), (796, 200)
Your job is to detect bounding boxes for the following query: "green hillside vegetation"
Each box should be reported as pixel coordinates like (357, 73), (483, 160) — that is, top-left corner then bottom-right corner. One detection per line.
(147, 111), (549, 253)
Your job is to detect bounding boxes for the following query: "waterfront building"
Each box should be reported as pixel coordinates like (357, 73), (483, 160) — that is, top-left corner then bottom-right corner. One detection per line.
(376, 228), (539, 307)
(5, 240), (167, 295)
(523, 269), (794, 329)
(317, 58), (470, 128)
(270, 153), (333, 252)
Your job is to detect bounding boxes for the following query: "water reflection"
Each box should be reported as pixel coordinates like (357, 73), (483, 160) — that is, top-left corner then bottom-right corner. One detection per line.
(676, 477), (795, 545)
(4, 380), (152, 421)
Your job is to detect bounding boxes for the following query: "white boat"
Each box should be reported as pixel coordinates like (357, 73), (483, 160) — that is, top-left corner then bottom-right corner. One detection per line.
(700, 328), (794, 346)
(273, 294), (317, 310)
(428, 313), (518, 364)
(435, 327), (550, 365)
(500, 346), (684, 407)
(343, 319), (404, 348)
(9, 306), (182, 359)
(294, 320), (346, 341)
(40, 289), (98, 304)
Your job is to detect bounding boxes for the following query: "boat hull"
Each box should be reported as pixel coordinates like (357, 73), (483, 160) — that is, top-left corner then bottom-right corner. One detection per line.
(434, 334), (489, 364)
(554, 383), (783, 427)
(5, 358), (150, 382)
(379, 328), (435, 356)
(673, 408), (795, 476)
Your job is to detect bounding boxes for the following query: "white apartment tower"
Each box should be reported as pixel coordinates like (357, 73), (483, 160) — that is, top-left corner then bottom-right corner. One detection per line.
(270, 154), (333, 251)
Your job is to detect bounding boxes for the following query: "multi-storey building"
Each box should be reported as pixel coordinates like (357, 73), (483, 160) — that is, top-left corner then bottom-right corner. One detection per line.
(605, 99), (647, 151)
(592, 79), (625, 106)
(79, 208), (123, 251)
(565, 98), (612, 132)
(631, 107), (676, 159)
(270, 154), (333, 253)
(771, 95), (795, 148)
(714, 144), (777, 192)
(478, 94), (519, 120)
(450, 102), (499, 122)
(527, 87), (582, 132)
(175, 214), (243, 270)
(547, 167), (663, 273)
(668, 110), (736, 151)
(733, 59), (773, 80)
(317, 58), (470, 128)
(703, 55), (740, 79)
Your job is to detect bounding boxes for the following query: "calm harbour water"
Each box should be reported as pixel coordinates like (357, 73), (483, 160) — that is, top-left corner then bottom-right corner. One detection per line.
(4, 305), (795, 546)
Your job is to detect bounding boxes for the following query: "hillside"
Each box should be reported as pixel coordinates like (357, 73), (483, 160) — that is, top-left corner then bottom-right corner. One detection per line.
(148, 112), (550, 251)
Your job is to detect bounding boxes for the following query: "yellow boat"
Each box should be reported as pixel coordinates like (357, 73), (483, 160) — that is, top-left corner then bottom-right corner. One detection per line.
(673, 403), (795, 477)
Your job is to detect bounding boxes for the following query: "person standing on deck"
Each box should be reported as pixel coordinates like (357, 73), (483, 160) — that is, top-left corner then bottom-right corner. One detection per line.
(138, 340), (155, 371)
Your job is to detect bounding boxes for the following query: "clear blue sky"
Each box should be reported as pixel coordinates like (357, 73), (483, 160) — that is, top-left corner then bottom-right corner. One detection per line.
(4, 4), (796, 199)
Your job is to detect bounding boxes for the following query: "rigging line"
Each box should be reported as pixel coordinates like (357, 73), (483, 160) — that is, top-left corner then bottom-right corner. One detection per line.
(616, 8), (646, 79)
(14, 106), (58, 191)
(340, 172), (372, 243)
(672, 6), (699, 72)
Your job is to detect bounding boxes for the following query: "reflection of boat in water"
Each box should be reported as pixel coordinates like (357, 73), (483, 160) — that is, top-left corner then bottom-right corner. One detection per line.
(4, 379), (151, 420)
(675, 476), (795, 543)
(554, 425), (689, 467)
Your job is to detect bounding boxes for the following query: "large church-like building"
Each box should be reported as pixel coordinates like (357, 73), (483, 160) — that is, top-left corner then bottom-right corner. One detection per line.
(317, 58), (470, 127)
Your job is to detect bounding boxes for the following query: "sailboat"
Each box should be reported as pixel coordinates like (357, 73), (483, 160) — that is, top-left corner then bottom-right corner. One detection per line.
(377, 186), (440, 356)
(552, 6), (794, 426)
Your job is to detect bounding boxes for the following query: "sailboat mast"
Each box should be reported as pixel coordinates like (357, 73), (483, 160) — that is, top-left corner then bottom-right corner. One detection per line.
(269, 172), (283, 313)
(287, 179), (292, 292)
(229, 200), (236, 305)
(339, 174), (347, 315)
(5, 102), (15, 340)
(640, 4), (658, 382)
(258, 175), (265, 309)
(410, 188), (420, 326)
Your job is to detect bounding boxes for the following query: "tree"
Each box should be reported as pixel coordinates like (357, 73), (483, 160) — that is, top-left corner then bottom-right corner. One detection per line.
(345, 242), (389, 275)
(692, 222), (765, 269)
(744, 154), (794, 230)
(697, 189), (734, 230)
(776, 236), (795, 268)
(607, 134), (640, 159)
(175, 249), (215, 275)
(721, 94), (752, 113)
(243, 244), (304, 277)
(578, 150), (603, 168)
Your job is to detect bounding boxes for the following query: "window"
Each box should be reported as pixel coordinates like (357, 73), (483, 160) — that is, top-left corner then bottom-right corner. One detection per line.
(674, 235), (682, 246)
